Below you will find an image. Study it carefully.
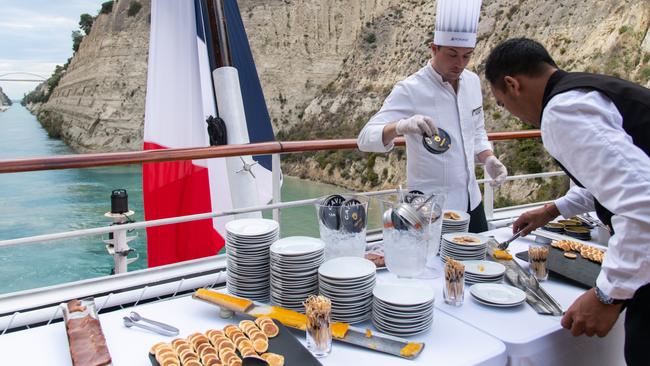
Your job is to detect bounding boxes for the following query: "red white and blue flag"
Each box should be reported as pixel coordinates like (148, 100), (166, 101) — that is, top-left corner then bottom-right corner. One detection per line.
(143, 0), (275, 267)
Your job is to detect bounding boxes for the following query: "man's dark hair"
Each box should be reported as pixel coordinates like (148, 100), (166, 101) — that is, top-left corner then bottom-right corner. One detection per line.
(485, 38), (558, 89)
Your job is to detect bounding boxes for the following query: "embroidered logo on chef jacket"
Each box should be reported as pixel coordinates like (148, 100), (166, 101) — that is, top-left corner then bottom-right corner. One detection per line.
(472, 106), (482, 116)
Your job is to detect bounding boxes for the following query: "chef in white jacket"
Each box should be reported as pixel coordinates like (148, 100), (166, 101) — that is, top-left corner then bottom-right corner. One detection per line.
(357, 0), (507, 233)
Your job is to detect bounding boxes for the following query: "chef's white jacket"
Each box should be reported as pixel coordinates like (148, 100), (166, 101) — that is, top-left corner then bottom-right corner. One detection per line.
(545, 89), (650, 299)
(357, 63), (492, 211)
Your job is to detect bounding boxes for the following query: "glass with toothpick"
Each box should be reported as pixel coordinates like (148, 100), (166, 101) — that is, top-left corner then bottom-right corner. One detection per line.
(304, 295), (332, 358)
(443, 258), (465, 306)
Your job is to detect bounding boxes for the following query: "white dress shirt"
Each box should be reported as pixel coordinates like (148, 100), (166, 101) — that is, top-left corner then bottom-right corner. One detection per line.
(357, 63), (491, 211)
(544, 89), (650, 299)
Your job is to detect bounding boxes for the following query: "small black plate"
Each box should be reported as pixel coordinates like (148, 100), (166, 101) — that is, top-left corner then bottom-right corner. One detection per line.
(403, 190), (424, 204)
(148, 317), (321, 366)
(318, 194), (345, 230)
(422, 128), (451, 154)
(340, 199), (366, 233)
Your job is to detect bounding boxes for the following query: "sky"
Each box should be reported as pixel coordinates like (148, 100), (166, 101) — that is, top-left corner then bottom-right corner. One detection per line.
(0, 0), (107, 100)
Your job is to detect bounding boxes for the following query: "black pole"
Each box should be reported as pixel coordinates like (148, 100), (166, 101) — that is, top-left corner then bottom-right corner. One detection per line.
(206, 0), (231, 67)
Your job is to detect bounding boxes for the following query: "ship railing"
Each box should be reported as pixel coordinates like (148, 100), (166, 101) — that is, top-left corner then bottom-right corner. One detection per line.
(0, 131), (566, 332)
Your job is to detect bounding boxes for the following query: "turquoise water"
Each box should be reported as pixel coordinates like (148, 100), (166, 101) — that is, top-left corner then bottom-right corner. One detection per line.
(0, 105), (147, 294)
(0, 105), (377, 295)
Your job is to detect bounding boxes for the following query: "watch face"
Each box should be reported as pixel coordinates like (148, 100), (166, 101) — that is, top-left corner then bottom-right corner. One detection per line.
(422, 128), (451, 154)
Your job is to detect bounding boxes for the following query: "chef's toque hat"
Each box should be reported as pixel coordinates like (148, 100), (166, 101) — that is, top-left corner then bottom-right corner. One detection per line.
(434, 0), (483, 48)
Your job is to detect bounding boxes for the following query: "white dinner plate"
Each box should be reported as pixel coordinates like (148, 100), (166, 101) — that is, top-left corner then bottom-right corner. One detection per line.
(318, 257), (376, 279)
(462, 260), (506, 277)
(225, 218), (279, 236)
(469, 283), (526, 305)
(442, 232), (488, 246)
(442, 210), (471, 222)
(372, 279), (434, 306)
(270, 236), (325, 256)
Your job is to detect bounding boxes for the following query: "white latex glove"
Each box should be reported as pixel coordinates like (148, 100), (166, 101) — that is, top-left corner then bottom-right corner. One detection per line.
(485, 155), (508, 187)
(395, 115), (438, 137)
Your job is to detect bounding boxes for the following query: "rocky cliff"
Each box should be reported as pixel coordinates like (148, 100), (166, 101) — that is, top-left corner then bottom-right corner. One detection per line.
(30, 0), (650, 204)
(35, 0), (149, 152)
(0, 87), (11, 108)
(267, 0), (650, 204)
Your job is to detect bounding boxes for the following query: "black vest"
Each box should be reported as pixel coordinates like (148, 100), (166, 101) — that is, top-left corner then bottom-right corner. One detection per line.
(541, 70), (650, 231)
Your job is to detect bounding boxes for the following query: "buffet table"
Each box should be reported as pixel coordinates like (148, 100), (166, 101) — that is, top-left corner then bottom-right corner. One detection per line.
(0, 227), (627, 366)
(417, 227), (626, 366)
(0, 291), (506, 365)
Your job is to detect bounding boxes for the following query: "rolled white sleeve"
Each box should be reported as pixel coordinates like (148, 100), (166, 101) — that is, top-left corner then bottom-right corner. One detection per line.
(543, 90), (650, 299)
(554, 186), (595, 218)
(357, 84), (413, 153)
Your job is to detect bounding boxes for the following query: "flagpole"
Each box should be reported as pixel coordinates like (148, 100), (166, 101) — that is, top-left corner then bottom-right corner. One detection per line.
(203, 0), (262, 219)
(207, 0), (231, 67)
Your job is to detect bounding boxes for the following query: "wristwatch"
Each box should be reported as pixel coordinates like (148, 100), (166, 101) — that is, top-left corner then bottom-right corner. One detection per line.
(594, 287), (625, 305)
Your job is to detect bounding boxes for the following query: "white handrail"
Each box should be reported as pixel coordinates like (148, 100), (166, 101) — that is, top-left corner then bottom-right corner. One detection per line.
(0, 188), (399, 248)
(0, 170), (567, 332)
(0, 171), (566, 249)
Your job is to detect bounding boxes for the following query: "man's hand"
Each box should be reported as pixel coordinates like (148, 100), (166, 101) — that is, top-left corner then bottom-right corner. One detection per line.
(485, 156), (508, 187)
(561, 289), (623, 337)
(512, 203), (559, 236)
(395, 115), (438, 137)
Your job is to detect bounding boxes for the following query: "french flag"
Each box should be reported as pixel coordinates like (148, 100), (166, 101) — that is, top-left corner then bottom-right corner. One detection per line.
(143, 0), (276, 267)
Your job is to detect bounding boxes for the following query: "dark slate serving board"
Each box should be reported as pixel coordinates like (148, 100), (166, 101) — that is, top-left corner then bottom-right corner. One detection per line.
(516, 247), (601, 289)
(149, 317), (321, 366)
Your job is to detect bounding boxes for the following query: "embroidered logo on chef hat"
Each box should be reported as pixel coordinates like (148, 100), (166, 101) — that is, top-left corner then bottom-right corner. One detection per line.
(434, 0), (483, 48)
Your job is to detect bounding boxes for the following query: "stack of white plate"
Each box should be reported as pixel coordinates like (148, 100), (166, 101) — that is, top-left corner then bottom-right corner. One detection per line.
(440, 232), (488, 262)
(270, 236), (325, 312)
(462, 260), (506, 284)
(469, 283), (526, 307)
(372, 279), (435, 337)
(442, 210), (471, 234)
(318, 257), (376, 323)
(225, 218), (279, 302)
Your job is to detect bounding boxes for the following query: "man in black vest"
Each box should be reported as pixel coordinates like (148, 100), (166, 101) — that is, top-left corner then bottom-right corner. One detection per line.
(485, 37), (650, 365)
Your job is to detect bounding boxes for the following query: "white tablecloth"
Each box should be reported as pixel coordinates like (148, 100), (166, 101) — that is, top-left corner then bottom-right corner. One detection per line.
(417, 227), (626, 366)
(0, 227), (627, 366)
(0, 293), (506, 365)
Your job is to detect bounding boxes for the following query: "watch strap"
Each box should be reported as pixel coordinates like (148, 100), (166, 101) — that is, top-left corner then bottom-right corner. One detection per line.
(595, 287), (625, 305)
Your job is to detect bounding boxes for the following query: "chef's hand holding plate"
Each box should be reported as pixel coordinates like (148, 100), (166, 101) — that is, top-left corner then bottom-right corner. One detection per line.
(485, 155), (508, 187)
(395, 115), (438, 137)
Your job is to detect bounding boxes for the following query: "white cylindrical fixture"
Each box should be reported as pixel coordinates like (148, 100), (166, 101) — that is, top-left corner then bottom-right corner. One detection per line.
(113, 227), (128, 274)
(213, 66), (261, 219)
(272, 153), (282, 225)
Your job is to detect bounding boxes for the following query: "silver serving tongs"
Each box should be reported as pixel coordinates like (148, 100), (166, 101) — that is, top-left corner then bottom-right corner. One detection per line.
(577, 213), (610, 231)
(123, 311), (179, 336)
(497, 229), (523, 250)
(509, 260), (564, 316)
